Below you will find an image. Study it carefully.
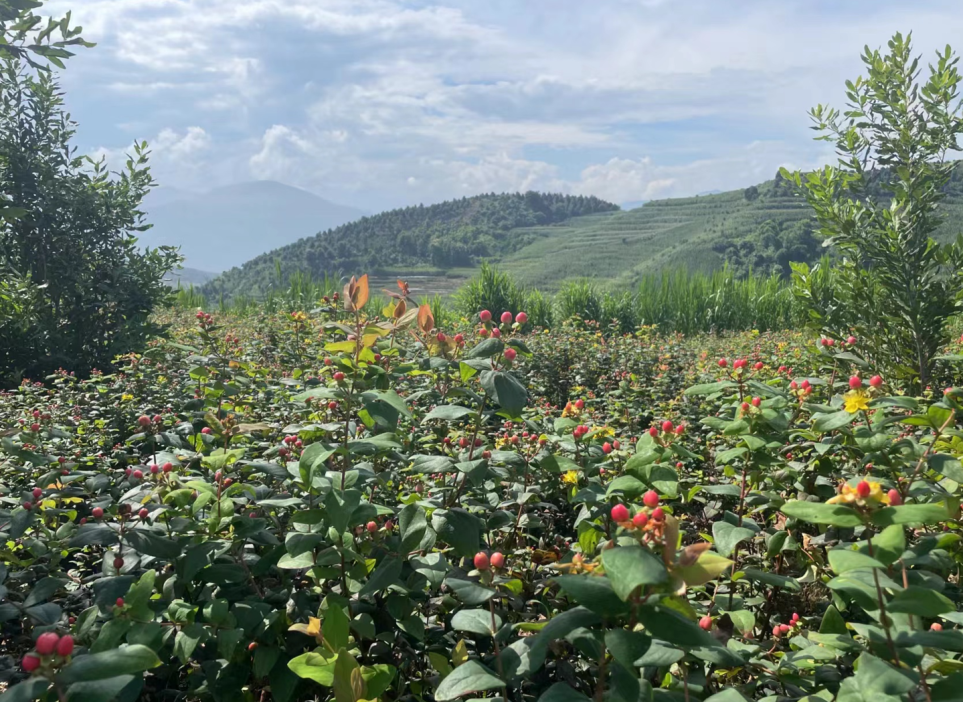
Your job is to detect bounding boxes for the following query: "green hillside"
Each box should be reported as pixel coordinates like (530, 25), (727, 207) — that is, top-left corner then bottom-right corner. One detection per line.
(203, 167), (963, 299)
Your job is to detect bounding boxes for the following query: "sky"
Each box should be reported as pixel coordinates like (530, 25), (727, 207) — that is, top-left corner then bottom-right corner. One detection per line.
(44, 0), (963, 211)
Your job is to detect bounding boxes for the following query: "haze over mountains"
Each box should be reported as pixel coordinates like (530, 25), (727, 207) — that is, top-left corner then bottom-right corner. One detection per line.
(143, 181), (366, 272)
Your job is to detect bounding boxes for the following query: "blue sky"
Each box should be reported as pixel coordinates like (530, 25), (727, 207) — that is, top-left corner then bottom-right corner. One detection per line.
(46, 0), (963, 210)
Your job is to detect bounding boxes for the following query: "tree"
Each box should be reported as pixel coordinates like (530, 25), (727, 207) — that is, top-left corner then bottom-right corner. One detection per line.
(784, 32), (963, 388)
(0, 2), (179, 381)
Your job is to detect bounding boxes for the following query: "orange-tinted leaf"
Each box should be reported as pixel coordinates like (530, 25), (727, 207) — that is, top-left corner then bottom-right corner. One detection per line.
(394, 298), (407, 319)
(418, 304), (434, 334)
(352, 274), (369, 310)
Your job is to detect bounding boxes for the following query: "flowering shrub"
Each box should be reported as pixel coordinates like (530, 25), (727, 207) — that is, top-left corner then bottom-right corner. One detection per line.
(0, 275), (961, 702)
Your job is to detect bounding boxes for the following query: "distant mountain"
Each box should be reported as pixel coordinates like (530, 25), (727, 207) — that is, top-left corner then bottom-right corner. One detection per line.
(621, 200), (647, 210)
(202, 192), (619, 300)
(141, 181), (366, 271)
(165, 266), (218, 287)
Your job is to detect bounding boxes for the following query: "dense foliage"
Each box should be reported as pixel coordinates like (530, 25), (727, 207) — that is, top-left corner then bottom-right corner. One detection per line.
(786, 33), (963, 389)
(2, 282), (963, 702)
(0, 4), (178, 384)
(202, 193), (618, 300)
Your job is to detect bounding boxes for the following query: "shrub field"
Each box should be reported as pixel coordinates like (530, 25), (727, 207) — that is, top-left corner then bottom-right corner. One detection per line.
(2, 276), (963, 702)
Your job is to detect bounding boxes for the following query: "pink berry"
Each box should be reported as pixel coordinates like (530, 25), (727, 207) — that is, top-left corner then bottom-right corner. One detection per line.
(847, 335), (857, 345)
(751, 397), (761, 407)
(610, 504), (629, 522)
(870, 375), (883, 388)
(515, 312), (528, 324)
(132, 470), (143, 480)
(648, 426), (658, 438)
(474, 552), (490, 570)
(699, 615), (712, 631)
(138, 508), (149, 520)
(718, 358), (727, 368)
(35, 632), (59, 656)
(137, 415), (150, 427)
(887, 489), (902, 506)
(490, 552), (505, 569)
(201, 427), (212, 435)
(491, 327), (501, 338)
(753, 362), (763, 370)
(56, 635), (74, 657)
(661, 420), (673, 433)
(575, 399), (585, 410)
(334, 372), (345, 381)
(931, 622), (943, 631)
(632, 512), (648, 528)
(500, 311), (513, 324)
(92, 507), (104, 519)
(643, 490), (659, 508)
(849, 376), (862, 389)
(116, 598), (125, 607)
(856, 480), (871, 498)
(651, 507), (665, 521)
(22, 654), (40, 672)
(479, 310), (492, 322)
(602, 442), (612, 454)
(504, 348), (517, 361)
(32, 487), (41, 499)
(366, 521), (378, 533)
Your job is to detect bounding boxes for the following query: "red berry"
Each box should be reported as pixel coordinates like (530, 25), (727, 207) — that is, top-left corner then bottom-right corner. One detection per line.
(643, 490), (659, 508)
(610, 504), (629, 522)
(849, 375), (862, 389)
(500, 311), (513, 324)
(847, 335), (857, 345)
(602, 442), (612, 454)
(150, 464), (159, 474)
(23, 501), (32, 510)
(575, 399), (585, 410)
(35, 632), (59, 656)
(661, 420), (673, 433)
(92, 507), (104, 519)
(648, 426), (658, 438)
(30, 423), (40, 432)
(870, 375), (883, 388)
(741, 402), (750, 412)
(22, 654), (40, 672)
(162, 462), (173, 473)
(490, 552), (505, 569)
(632, 512), (648, 528)
(504, 348), (517, 361)
(613, 440), (621, 450)
(138, 508), (149, 520)
(516, 312), (528, 324)
(454, 333), (464, 344)
(248, 641), (258, 651)
(116, 598), (125, 607)
(887, 489), (902, 506)
(718, 358), (727, 368)
(734, 358), (747, 369)
(491, 327), (501, 338)
(137, 415), (150, 427)
(113, 557), (124, 569)
(856, 480), (871, 498)
(753, 362), (764, 370)
(474, 552), (490, 570)
(333, 371), (345, 381)
(931, 622), (943, 631)
(56, 635), (74, 657)
(699, 615), (712, 631)
(366, 521), (378, 533)
(384, 520), (394, 531)
(651, 507), (665, 521)
(436, 332), (447, 342)
(479, 310), (492, 322)
(132, 470), (143, 480)
(751, 397), (761, 407)
(32, 487), (42, 499)
(201, 427), (212, 435)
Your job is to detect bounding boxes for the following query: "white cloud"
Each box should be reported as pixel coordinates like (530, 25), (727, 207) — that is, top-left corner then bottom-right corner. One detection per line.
(54, 0), (963, 210)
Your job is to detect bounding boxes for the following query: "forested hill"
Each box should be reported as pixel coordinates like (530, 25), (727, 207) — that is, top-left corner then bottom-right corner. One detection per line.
(201, 192), (618, 299)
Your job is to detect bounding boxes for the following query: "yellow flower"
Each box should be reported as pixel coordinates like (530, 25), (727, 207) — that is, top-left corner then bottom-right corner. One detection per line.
(121, 393), (134, 402)
(561, 470), (580, 485)
(843, 390), (870, 413)
(827, 479), (888, 505)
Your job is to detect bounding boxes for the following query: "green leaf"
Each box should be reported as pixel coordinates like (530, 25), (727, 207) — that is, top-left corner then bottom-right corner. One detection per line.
(479, 370), (528, 417)
(299, 442), (338, 486)
(929, 454), (963, 482)
(287, 650), (337, 685)
(322, 600), (351, 652)
(836, 652), (917, 702)
(466, 338), (504, 359)
(431, 509), (482, 557)
(446, 579), (496, 606)
(399, 504), (428, 554)
(537, 683), (592, 702)
(451, 609), (501, 636)
(498, 606), (600, 678)
(813, 410), (856, 432)
(828, 550), (885, 573)
(887, 587), (955, 616)
(601, 546), (668, 600)
(712, 522), (755, 557)
(423, 405), (475, 422)
(704, 690), (751, 702)
(604, 629), (651, 669)
(434, 660), (503, 700)
(742, 568), (801, 591)
(56, 644), (161, 684)
(635, 604), (717, 649)
(0, 678), (52, 702)
(65, 676), (140, 702)
(359, 556), (402, 597)
(869, 503), (948, 526)
(332, 649), (361, 702)
(780, 500), (864, 527)
(554, 575), (630, 617)
(684, 381), (737, 396)
(124, 529), (181, 560)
